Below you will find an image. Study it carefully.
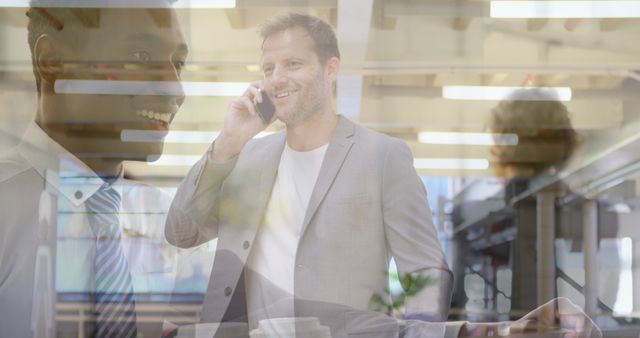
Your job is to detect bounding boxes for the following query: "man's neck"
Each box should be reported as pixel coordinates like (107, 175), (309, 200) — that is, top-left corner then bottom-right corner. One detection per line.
(81, 158), (124, 179)
(285, 110), (339, 151)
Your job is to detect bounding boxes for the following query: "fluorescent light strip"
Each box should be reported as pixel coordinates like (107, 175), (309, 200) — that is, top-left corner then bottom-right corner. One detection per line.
(148, 154), (202, 166)
(176, 0), (235, 8)
(55, 80), (248, 97)
(414, 158), (490, 170)
(165, 130), (219, 143)
(442, 86), (571, 101)
(121, 130), (220, 143)
(491, 1), (640, 18)
(123, 130), (275, 144)
(418, 132), (518, 146)
(2, 0), (235, 8)
(153, 153), (488, 169)
(121, 130), (169, 143)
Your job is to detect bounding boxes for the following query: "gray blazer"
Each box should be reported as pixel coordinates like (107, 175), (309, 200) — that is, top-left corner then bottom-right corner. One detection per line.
(165, 116), (453, 332)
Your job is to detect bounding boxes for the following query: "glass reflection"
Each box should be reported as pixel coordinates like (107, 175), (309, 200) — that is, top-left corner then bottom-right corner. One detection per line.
(0, 1), (638, 338)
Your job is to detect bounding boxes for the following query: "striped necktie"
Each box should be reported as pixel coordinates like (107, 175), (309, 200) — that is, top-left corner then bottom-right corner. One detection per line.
(86, 185), (137, 338)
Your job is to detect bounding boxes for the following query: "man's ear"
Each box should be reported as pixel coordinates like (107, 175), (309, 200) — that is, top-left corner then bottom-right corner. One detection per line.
(34, 34), (64, 86)
(325, 56), (340, 83)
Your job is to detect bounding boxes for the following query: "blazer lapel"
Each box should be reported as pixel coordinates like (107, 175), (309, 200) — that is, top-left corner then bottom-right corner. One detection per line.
(300, 116), (355, 236)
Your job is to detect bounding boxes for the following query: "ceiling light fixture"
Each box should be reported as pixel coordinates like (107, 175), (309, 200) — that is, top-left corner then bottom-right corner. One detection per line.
(490, 1), (640, 18)
(2, 0), (235, 8)
(123, 130), (274, 144)
(442, 85), (571, 101)
(413, 158), (490, 170)
(418, 132), (519, 146)
(55, 80), (248, 97)
(148, 154), (202, 166)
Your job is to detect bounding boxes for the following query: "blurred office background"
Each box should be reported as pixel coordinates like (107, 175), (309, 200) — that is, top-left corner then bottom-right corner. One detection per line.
(1, 0), (640, 337)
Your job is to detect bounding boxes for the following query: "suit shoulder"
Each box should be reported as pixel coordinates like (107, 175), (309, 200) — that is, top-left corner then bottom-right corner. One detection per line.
(243, 130), (285, 152)
(0, 148), (31, 184)
(351, 122), (408, 150)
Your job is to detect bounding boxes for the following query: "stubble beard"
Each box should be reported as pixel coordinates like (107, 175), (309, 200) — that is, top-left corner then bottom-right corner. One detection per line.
(280, 76), (327, 127)
(283, 96), (322, 127)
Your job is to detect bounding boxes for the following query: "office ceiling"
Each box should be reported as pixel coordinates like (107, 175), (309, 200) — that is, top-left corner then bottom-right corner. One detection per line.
(1, 0), (639, 179)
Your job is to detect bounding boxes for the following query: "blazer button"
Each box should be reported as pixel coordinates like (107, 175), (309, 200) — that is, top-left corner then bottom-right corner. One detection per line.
(224, 286), (232, 296)
(243, 240), (250, 250)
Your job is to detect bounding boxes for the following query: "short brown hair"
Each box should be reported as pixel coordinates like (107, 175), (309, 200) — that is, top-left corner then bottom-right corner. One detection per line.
(26, 8), (100, 94)
(259, 12), (340, 63)
(489, 89), (578, 177)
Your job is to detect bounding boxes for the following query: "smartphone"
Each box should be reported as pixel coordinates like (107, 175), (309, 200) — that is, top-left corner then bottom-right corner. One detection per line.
(255, 89), (276, 124)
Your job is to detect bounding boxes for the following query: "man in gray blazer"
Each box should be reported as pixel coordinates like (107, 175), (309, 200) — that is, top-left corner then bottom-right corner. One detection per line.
(165, 13), (452, 337)
(165, 12), (604, 338)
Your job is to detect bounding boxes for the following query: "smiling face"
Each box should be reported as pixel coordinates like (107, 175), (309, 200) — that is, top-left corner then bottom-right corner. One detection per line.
(261, 26), (336, 126)
(34, 8), (187, 162)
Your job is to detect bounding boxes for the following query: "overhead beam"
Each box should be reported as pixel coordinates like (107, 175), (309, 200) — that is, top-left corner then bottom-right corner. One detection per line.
(527, 19), (548, 31)
(125, 160), (497, 179)
(588, 75), (625, 89)
(536, 74), (568, 86)
(236, 0), (335, 6)
(431, 74), (448, 87)
(356, 63), (640, 78)
(384, 0), (487, 17)
(407, 142), (570, 164)
(480, 74), (508, 86)
(600, 19), (624, 32)
(369, 84), (640, 101)
(360, 96), (624, 130)
(372, 0), (397, 30)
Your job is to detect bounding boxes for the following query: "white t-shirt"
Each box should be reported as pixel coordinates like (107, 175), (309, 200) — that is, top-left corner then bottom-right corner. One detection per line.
(245, 142), (328, 329)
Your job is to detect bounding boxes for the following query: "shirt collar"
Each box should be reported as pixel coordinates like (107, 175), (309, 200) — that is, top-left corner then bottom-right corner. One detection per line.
(17, 121), (124, 207)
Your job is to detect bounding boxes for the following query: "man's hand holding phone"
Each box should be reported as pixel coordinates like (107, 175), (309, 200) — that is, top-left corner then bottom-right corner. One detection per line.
(211, 82), (275, 163)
